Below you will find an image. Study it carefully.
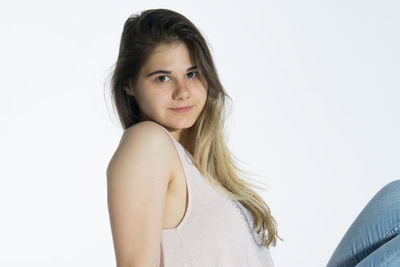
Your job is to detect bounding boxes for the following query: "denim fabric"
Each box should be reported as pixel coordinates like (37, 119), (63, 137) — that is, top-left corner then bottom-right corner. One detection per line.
(326, 179), (400, 267)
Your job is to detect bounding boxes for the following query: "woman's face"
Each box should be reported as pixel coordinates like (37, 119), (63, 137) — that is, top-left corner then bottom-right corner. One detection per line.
(126, 41), (208, 140)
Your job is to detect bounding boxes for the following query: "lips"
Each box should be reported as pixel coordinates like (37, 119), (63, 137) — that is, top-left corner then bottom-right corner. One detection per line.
(169, 105), (193, 113)
(172, 105), (192, 109)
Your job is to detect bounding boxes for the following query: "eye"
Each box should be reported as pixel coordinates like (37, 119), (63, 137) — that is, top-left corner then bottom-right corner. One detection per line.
(186, 71), (198, 79)
(156, 75), (170, 83)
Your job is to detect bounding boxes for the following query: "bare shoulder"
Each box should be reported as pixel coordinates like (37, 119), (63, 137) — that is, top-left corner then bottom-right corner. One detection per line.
(121, 120), (171, 143)
(108, 121), (176, 183)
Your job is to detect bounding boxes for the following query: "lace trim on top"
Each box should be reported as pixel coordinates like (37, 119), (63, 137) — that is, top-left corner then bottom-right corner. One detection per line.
(229, 199), (264, 246)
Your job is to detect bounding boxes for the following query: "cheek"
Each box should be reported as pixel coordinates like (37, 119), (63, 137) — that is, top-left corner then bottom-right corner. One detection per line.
(193, 86), (207, 110)
(138, 84), (163, 102)
(193, 79), (207, 95)
(198, 83), (208, 101)
(144, 92), (171, 112)
(202, 89), (208, 102)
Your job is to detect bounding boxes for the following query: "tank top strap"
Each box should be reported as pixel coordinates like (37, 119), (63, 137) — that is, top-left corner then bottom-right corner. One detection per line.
(154, 123), (194, 164)
(154, 122), (194, 233)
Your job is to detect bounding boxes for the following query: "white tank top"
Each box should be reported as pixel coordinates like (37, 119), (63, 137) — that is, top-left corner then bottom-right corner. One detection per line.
(156, 124), (275, 267)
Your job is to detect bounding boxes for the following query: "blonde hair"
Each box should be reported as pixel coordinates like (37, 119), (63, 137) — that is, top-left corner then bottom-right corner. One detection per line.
(188, 90), (283, 248)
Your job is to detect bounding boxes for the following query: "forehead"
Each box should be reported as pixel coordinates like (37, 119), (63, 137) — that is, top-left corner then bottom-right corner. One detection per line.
(144, 42), (193, 68)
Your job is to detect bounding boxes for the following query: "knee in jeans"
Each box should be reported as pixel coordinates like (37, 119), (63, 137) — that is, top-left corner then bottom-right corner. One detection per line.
(378, 179), (400, 202)
(384, 179), (400, 192)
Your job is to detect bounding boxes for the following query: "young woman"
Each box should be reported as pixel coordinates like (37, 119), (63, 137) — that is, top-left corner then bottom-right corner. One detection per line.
(106, 8), (400, 267)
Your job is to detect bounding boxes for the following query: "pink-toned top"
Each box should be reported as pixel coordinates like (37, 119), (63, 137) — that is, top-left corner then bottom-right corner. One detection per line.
(156, 124), (275, 267)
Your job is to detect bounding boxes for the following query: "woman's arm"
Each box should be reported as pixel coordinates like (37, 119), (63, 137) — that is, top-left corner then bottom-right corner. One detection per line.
(107, 122), (174, 267)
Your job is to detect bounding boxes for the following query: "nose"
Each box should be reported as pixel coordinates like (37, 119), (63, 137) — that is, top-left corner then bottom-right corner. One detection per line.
(173, 78), (190, 100)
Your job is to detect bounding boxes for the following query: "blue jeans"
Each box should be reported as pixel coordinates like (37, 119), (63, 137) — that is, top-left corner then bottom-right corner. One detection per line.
(326, 179), (400, 267)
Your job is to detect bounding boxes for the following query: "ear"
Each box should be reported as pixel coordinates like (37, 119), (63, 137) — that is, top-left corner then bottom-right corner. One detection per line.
(124, 80), (136, 97)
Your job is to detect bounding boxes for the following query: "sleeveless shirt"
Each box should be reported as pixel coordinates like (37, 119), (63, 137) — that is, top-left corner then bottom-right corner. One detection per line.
(145, 123), (275, 267)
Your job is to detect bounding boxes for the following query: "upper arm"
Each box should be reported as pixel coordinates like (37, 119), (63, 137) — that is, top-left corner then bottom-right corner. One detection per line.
(106, 121), (175, 267)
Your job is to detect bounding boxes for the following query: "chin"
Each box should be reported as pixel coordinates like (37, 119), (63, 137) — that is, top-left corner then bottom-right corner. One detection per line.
(169, 120), (196, 129)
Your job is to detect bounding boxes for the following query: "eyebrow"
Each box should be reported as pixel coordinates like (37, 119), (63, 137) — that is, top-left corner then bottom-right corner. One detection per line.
(146, 65), (198, 77)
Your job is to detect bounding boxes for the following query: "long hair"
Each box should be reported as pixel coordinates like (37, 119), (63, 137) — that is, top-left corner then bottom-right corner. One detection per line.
(106, 8), (283, 248)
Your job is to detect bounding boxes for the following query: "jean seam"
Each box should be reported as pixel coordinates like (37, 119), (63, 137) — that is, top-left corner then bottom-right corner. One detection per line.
(382, 224), (400, 243)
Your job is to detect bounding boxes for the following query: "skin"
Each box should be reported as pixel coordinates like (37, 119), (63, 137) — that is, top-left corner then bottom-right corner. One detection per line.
(125, 41), (208, 152)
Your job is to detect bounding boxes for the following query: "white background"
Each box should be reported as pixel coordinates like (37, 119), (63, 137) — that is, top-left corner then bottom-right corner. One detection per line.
(1, 0), (399, 266)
